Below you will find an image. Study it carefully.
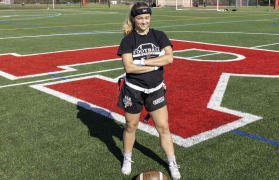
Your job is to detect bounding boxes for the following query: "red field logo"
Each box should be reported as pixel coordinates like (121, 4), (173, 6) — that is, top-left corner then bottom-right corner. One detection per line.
(0, 46), (120, 80)
(2, 40), (278, 147)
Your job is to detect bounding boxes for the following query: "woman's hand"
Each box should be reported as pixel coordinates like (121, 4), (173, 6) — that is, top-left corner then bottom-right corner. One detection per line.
(144, 45), (173, 66)
(122, 45), (173, 74)
(122, 53), (154, 74)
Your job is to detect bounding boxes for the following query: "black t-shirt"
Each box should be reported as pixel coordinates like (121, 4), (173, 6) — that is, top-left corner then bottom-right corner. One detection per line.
(117, 29), (173, 89)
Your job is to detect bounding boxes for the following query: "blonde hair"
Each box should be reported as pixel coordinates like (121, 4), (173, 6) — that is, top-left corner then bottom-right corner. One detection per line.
(122, 2), (149, 36)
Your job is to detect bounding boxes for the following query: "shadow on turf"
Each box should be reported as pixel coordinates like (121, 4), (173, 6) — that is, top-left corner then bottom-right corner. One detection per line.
(76, 101), (169, 173)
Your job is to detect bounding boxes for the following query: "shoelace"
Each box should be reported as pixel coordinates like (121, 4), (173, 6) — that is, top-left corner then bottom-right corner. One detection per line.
(170, 164), (181, 174)
(170, 164), (180, 169)
(123, 158), (134, 167)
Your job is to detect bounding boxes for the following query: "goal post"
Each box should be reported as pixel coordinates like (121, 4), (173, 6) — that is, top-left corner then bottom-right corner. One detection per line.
(176, 0), (222, 11)
(0, 0), (56, 9)
(176, 0), (193, 9)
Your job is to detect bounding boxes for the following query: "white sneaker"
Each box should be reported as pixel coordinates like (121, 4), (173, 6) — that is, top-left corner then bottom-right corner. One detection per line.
(121, 156), (133, 175)
(169, 162), (181, 180)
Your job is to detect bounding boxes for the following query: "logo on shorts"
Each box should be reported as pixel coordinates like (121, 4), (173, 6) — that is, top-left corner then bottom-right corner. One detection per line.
(153, 96), (164, 105)
(123, 95), (132, 108)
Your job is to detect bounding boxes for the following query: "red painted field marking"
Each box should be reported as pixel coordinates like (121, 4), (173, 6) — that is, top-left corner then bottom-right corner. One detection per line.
(0, 46), (119, 80)
(28, 40), (279, 147)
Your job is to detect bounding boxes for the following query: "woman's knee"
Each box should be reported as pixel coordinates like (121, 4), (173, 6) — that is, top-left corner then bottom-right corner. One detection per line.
(125, 122), (139, 133)
(156, 123), (170, 135)
(124, 112), (140, 133)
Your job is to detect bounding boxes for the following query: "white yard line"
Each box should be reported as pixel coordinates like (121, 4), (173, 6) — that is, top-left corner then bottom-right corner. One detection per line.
(0, 12), (61, 21)
(0, 33), (93, 40)
(2, 39), (279, 148)
(0, 67), (124, 89)
(171, 39), (279, 53)
(252, 42), (279, 48)
(0, 46), (121, 80)
(29, 72), (277, 148)
(2, 30), (279, 41)
(164, 31), (279, 36)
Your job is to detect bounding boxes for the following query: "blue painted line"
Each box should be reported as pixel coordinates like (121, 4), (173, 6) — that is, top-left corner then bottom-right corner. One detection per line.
(231, 130), (279, 146)
(273, 22), (279, 26)
(49, 74), (67, 80)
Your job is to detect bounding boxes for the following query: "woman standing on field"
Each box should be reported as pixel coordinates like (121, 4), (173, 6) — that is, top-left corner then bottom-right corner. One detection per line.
(116, 2), (181, 180)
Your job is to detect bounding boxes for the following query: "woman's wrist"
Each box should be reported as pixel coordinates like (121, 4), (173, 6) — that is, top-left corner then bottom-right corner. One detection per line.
(140, 58), (145, 66)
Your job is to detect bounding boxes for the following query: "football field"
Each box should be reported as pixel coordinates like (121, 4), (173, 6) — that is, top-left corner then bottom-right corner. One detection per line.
(0, 5), (279, 179)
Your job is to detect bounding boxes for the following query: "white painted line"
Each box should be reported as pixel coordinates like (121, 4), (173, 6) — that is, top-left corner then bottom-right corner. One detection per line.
(0, 12), (61, 21)
(171, 39), (279, 53)
(173, 48), (246, 62)
(0, 45), (120, 80)
(2, 40), (279, 148)
(27, 40), (279, 148)
(0, 33), (93, 40)
(0, 77), (57, 89)
(29, 74), (161, 143)
(252, 43), (279, 48)
(63, 67), (123, 78)
(1, 30), (279, 41)
(187, 52), (222, 59)
(0, 67), (124, 89)
(28, 71), (277, 148)
(0, 45), (119, 57)
(164, 31), (279, 36)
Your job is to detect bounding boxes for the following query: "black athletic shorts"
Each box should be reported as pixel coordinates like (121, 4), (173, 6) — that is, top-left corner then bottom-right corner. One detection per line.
(117, 83), (167, 114)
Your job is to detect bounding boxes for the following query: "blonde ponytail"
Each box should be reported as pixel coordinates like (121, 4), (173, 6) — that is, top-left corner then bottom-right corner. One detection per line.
(122, 2), (149, 36)
(122, 5), (135, 36)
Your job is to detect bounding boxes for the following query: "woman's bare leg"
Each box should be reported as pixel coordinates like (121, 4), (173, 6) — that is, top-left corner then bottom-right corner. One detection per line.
(149, 105), (174, 157)
(121, 112), (140, 175)
(149, 105), (181, 179)
(123, 112), (140, 153)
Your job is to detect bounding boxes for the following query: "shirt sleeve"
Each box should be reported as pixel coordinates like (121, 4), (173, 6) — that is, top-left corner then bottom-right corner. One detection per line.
(157, 31), (173, 50)
(117, 37), (133, 56)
